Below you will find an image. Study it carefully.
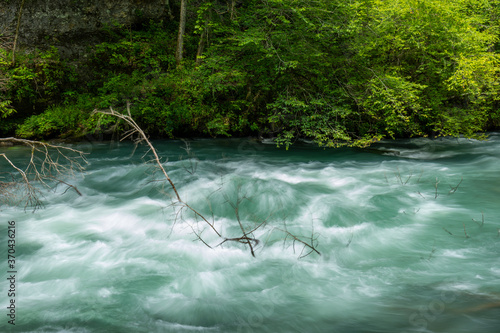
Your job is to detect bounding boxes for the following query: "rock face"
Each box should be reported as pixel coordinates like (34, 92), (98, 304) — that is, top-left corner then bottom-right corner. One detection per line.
(0, 0), (170, 57)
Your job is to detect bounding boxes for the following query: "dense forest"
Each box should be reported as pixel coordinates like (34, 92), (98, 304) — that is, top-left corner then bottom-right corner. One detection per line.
(1, 0), (499, 148)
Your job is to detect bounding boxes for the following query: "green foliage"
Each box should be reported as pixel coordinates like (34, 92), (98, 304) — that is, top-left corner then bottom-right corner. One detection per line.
(0, 48), (15, 125)
(88, 21), (176, 83)
(0, 100), (13, 118)
(361, 75), (429, 138)
(3, 46), (74, 106)
(3, 0), (500, 144)
(268, 95), (354, 148)
(447, 53), (500, 105)
(341, 0), (500, 138)
(16, 102), (88, 139)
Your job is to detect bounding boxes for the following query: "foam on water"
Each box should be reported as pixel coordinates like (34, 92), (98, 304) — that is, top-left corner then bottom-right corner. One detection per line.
(1, 136), (500, 332)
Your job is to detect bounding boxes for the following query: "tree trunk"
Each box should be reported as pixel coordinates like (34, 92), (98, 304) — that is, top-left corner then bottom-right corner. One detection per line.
(230, 0), (236, 20)
(196, 8), (211, 66)
(195, 30), (205, 65)
(175, 0), (187, 66)
(12, 0), (26, 64)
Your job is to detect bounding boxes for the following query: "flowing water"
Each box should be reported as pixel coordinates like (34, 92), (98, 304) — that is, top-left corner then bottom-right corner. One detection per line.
(1, 134), (500, 333)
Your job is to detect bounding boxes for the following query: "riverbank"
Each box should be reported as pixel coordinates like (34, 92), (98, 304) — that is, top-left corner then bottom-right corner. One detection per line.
(2, 1), (499, 147)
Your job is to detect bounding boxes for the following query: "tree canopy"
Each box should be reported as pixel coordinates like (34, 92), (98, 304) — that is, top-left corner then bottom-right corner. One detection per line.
(1, 0), (499, 146)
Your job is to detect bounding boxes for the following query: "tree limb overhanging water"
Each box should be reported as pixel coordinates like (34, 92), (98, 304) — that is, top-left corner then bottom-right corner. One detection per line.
(93, 105), (321, 258)
(0, 137), (87, 210)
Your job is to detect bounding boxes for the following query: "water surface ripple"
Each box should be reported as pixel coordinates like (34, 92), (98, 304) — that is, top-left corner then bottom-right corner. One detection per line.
(1, 135), (500, 332)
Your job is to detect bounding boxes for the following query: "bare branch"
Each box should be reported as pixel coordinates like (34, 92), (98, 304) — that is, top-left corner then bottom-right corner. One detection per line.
(472, 212), (484, 227)
(94, 106), (222, 239)
(404, 171), (413, 185)
(442, 227), (453, 236)
(275, 227), (321, 258)
(434, 177), (440, 199)
(0, 138), (87, 210)
(94, 106), (321, 258)
(463, 223), (470, 238)
(94, 107), (182, 201)
(449, 177), (463, 194)
(52, 177), (83, 196)
(346, 233), (353, 247)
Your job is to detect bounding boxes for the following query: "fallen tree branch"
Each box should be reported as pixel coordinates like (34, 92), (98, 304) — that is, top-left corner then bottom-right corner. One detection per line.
(94, 105), (321, 257)
(0, 138), (87, 210)
(94, 105), (223, 237)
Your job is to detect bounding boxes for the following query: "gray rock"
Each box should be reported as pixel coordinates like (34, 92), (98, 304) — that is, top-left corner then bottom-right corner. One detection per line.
(0, 0), (170, 58)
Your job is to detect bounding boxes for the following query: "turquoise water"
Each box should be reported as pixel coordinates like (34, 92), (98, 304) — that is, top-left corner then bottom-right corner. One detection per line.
(1, 135), (500, 332)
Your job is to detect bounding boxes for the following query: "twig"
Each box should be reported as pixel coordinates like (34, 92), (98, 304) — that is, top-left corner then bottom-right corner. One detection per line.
(472, 212), (484, 227)
(463, 223), (470, 238)
(443, 227), (453, 236)
(395, 167), (403, 185)
(346, 233), (353, 247)
(222, 185), (259, 256)
(179, 140), (198, 175)
(428, 246), (436, 260)
(275, 227), (321, 258)
(189, 223), (213, 249)
(404, 171), (413, 185)
(449, 177), (463, 195)
(417, 169), (423, 183)
(53, 177), (82, 196)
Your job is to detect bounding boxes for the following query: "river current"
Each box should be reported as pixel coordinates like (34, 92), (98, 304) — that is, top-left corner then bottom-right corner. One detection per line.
(1, 134), (500, 332)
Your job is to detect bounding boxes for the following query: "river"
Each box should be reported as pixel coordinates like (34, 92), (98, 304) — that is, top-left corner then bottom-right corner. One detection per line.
(1, 134), (499, 332)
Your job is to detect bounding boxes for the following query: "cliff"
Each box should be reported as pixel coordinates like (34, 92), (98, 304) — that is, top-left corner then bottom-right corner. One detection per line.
(0, 0), (170, 57)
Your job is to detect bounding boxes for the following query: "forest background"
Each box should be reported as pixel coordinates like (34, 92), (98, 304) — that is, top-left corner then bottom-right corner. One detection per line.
(1, 0), (499, 148)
